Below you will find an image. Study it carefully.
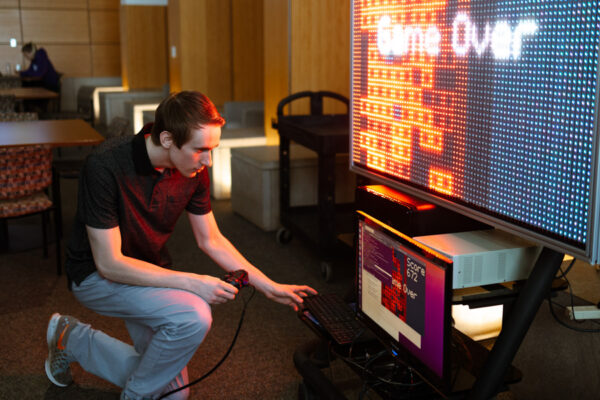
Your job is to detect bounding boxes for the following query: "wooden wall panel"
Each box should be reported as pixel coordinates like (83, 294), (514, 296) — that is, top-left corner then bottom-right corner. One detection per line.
(203, 0), (231, 106)
(41, 44), (92, 76)
(20, 0), (87, 9)
(22, 10), (90, 43)
(263, 0), (289, 142)
(290, 0), (350, 114)
(90, 10), (120, 43)
(92, 44), (120, 76)
(171, 0), (231, 106)
(120, 5), (167, 90)
(0, 1), (121, 79)
(0, 9), (21, 44)
(89, 0), (119, 9)
(0, 1), (18, 8)
(231, 0), (263, 102)
(177, 0), (208, 93)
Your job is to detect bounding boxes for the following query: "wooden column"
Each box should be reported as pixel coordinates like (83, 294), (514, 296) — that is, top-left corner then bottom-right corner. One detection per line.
(263, 0), (350, 142)
(167, 0), (232, 106)
(168, 0), (263, 108)
(120, 4), (168, 90)
(263, 0), (289, 142)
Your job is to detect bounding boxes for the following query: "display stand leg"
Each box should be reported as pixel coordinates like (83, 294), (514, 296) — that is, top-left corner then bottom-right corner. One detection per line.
(467, 247), (564, 400)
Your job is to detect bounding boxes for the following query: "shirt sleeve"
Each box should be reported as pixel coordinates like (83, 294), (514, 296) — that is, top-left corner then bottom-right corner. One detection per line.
(77, 154), (120, 229)
(20, 49), (49, 78)
(185, 167), (212, 215)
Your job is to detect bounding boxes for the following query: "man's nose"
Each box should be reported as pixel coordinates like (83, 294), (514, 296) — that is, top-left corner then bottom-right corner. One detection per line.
(201, 151), (212, 167)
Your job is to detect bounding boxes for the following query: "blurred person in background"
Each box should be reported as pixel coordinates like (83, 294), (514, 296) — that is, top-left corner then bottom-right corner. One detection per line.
(20, 42), (60, 93)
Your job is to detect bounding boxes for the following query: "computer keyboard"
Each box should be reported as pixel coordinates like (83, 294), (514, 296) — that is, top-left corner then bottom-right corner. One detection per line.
(302, 293), (364, 345)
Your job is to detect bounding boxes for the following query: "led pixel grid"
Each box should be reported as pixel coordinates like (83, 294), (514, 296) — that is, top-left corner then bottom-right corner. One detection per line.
(351, 0), (600, 253)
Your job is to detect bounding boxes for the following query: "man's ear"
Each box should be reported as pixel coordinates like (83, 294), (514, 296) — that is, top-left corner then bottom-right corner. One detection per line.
(159, 131), (173, 149)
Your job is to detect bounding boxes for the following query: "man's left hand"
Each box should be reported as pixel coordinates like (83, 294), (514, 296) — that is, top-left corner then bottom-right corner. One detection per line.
(263, 283), (317, 311)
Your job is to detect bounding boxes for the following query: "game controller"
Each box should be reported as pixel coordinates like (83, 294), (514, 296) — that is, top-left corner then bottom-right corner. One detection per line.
(222, 269), (249, 289)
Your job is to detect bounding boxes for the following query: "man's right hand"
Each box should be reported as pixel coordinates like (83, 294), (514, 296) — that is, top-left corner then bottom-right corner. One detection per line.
(187, 274), (238, 304)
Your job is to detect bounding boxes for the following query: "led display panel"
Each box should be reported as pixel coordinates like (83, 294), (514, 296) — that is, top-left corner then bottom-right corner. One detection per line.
(350, 0), (600, 262)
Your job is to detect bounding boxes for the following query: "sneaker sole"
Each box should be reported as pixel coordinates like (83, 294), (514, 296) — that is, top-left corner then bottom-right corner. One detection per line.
(45, 313), (69, 387)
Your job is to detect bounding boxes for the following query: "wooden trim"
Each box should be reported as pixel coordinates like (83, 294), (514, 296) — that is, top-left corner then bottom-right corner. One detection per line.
(263, 0), (289, 143)
(120, 5), (167, 89)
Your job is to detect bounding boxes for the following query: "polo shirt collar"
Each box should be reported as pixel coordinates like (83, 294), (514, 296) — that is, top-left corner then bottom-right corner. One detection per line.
(132, 122), (159, 175)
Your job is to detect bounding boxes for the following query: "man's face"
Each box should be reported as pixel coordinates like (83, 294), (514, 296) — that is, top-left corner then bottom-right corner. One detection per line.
(168, 124), (221, 178)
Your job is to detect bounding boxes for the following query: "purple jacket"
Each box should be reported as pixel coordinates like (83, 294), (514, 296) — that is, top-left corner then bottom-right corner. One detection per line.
(20, 48), (60, 91)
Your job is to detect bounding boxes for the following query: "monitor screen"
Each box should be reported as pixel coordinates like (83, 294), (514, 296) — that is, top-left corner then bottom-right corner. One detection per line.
(350, 0), (600, 262)
(356, 211), (453, 387)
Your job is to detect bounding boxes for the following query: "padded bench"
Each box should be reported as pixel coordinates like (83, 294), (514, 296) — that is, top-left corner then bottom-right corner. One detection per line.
(209, 127), (267, 199)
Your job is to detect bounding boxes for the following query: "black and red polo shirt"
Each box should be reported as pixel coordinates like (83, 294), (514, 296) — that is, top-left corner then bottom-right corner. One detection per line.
(65, 123), (212, 287)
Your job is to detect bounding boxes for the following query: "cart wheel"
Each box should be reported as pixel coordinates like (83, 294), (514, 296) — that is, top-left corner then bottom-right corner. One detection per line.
(276, 227), (292, 245)
(320, 261), (333, 282)
(298, 381), (319, 400)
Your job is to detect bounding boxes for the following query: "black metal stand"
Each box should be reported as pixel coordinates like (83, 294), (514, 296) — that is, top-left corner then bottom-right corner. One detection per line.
(467, 247), (564, 400)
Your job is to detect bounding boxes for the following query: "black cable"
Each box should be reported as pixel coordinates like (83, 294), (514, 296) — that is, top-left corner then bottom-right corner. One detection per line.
(554, 257), (576, 279)
(157, 286), (256, 399)
(331, 346), (426, 388)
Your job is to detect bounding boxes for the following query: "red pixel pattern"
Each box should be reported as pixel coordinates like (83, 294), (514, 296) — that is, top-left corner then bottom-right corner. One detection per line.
(352, 0), (468, 198)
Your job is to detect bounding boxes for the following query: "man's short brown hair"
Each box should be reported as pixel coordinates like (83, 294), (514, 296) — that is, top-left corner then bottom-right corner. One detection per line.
(151, 91), (225, 148)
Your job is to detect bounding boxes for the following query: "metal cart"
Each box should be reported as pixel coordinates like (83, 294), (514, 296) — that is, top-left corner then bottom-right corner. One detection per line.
(272, 91), (355, 281)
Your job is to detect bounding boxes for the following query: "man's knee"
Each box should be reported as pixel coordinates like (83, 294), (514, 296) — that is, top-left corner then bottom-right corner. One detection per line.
(164, 300), (212, 345)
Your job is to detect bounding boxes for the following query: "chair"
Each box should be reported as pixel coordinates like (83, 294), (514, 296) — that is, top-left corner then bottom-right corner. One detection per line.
(104, 116), (131, 138)
(0, 145), (62, 275)
(0, 112), (38, 122)
(0, 76), (21, 89)
(40, 85), (95, 123)
(0, 95), (16, 113)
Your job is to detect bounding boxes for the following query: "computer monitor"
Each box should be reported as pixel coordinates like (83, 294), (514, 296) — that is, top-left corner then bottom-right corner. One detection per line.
(356, 210), (453, 390)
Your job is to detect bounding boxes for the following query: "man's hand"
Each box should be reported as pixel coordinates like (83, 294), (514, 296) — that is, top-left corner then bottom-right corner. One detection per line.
(262, 283), (317, 311)
(188, 274), (238, 304)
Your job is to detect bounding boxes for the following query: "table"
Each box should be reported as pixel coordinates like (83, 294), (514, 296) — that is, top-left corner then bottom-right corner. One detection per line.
(0, 87), (59, 112)
(0, 118), (104, 147)
(0, 87), (59, 100)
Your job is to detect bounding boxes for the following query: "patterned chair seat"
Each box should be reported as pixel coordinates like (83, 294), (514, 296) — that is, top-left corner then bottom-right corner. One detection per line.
(0, 112), (38, 122)
(0, 191), (52, 218)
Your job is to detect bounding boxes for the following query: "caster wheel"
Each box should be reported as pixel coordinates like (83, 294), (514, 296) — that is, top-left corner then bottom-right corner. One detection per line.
(298, 381), (319, 400)
(320, 261), (333, 282)
(276, 227), (292, 245)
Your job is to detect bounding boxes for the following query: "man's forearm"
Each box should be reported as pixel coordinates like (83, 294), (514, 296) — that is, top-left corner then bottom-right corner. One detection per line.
(94, 253), (193, 291)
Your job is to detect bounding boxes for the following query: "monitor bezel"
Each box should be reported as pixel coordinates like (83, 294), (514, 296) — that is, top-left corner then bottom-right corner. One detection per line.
(348, 0), (600, 264)
(355, 211), (454, 393)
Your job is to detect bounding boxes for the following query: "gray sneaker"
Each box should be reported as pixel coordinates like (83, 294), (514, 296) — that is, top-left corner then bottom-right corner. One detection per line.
(44, 313), (78, 387)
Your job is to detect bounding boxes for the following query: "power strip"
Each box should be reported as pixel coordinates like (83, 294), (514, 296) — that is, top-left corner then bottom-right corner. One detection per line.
(566, 305), (600, 320)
